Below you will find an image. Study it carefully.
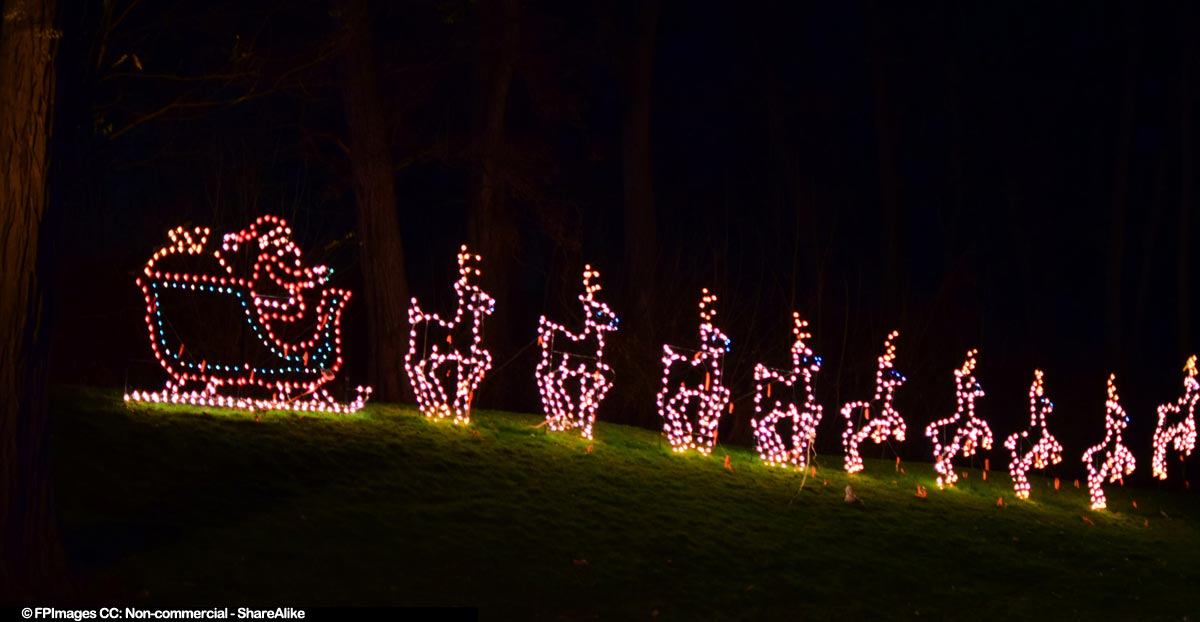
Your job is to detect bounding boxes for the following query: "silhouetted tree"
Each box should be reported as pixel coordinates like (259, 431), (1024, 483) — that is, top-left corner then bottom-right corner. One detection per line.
(0, 0), (66, 600)
(334, 0), (411, 402)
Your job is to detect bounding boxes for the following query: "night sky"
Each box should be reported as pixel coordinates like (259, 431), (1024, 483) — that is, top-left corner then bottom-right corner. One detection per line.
(43, 1), (1200, 474)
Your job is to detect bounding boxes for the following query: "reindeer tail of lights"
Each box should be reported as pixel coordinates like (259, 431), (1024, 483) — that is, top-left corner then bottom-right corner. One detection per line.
(1003, 370), (1064, 499)
(841, 330), (906, 473)
(656, 288), (732, 456)
(123, 216), (372, 414)
(751, 312), (824, 468)
(535, 265), (619, 440)
(1083, 374), (1136, 510)
(1152, 355), (1199, 480)
(404, 245), (496, 425)
(924, 349), (992, 489)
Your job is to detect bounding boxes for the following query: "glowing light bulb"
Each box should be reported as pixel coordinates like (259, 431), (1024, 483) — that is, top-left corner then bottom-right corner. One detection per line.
(124, 216), (371, 414)
(1152, 355), (1198, 480)
(535, 265), (619, 440)
(1003, 370), (1063, 499)
(404, 245), (495, 425)
(841, 330), (906, 473)
(751, 312), (823, 468)
(1083, 374), (1137, 510)
(925, 349), (992, 489)
(656, 289), (731, 456)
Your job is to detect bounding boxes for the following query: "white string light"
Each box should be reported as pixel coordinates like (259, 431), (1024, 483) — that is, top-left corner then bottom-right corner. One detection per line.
(751, 312), (823, 468)
(404, 245), (495, 425)
(841, 330), (906, 473)
(1083, 374), (1137, 510)
(656, 289), (731, 455)
(925, 349), (992, 489)
(1003, 370), (1063, 499)
(1152, 356), (1199, 481)
(535, 265), (619, 440)
(124, 216), (371, 413)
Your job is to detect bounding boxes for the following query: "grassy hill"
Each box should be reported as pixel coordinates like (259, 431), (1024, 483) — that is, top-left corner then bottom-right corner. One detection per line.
(51, 387), (1200, 620)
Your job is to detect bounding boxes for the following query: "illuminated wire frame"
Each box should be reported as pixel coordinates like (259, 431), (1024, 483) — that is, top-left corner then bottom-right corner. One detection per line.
(1152, 355), (1199, 480)
(925, 349), (992, 489)
(841, 330), (906, 473)
(751, 312), (824, 468)
(535, 265), (619, 440)
(405, 245), (496, 425)
(1083, 374), (1136, 510)
(657, 289), (732, 455)
(124, 216), (371, 413)
(1003, 370), (1064, 499)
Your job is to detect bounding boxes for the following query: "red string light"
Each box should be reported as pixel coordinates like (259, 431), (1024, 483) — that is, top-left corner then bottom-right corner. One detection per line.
(535, 265), (619, 439)
(405, 245), (495, 425)
(124, 216), (371, 413)
(1083, 374), (1136, 510)
(841, 330), (906, 473)
(751, 312), (823, 468)
(925, 349), (992, 489)
(656, 289), (731, 455)
(1003, 370), (1063, 499)
(1152, 356), (1198, 480)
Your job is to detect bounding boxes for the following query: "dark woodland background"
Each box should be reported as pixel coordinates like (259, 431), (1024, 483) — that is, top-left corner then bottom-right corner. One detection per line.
(36, 0), (1200, 463)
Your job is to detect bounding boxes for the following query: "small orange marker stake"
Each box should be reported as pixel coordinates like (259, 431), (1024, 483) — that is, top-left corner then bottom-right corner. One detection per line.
(915, 485), (927, 498)
(179, 343), (185, 357)
(1054, 477), (1060, 490)
(303, 351), (309, 366)
(900, 467), (906, 474)
(728, 402), (734, 414)
(962, 470), (969, 479)
(724, 455), (734, 473)
(1132, 500), (1138, 509)
(895, 456), (901, 471)
(864, 406), (870, 420)
(1074, 479), (1080, 489)
(997, 497), (1004, 507)
(446, 334), (453, 344)
(767, 383), (772, 398)
(810, 465), (817, 477)
(982, 470), (988, 481)
(586, 443), (594, 454)
(705, 372), (711, 391)
(985, 458), (990, 472)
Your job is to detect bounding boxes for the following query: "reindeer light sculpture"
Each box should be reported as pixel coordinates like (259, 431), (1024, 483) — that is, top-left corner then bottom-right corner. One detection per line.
(535, 265), (620, 440)
(1004, 370), (1064, 499)
(657, 289), (732, 455)
(124, 215), (371, 413)
(1152, 355), (1199, 481)
(405, 245), (496, 425)
(841, 330), (906, 473)
(751, 312), (823, 468)
(925, 349), (992, 489)
(1083, 374), (1137, 510)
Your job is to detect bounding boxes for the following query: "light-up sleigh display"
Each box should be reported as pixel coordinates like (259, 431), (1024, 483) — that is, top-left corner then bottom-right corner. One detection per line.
(125, 215), (371, 413)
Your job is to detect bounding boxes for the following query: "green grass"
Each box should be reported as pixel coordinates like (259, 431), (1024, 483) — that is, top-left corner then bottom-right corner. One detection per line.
(52, 387), (1200, 620)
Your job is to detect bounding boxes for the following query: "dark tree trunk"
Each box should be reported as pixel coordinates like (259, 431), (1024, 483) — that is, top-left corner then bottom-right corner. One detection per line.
(0, 0), (65, 600)
(865, 0), (904, 320)
(621, 0), (659, 315)
(1105, 9), (1140, 362)
(468, 0), (519, 401)
(336, 0), (411, 402)
(1179, 6), (1193, 360)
